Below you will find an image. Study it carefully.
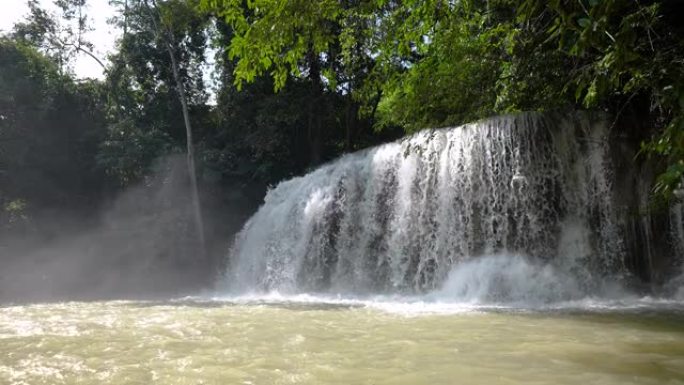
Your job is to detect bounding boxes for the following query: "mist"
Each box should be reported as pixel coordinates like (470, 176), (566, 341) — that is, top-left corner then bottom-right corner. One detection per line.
(0, 155), (257, 304)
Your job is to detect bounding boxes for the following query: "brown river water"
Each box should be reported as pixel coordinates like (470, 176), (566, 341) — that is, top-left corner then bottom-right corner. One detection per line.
(1, 297), (683, 385)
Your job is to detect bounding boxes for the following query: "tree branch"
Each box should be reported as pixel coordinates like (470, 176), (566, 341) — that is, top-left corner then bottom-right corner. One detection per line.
(54, 37), (107, 70)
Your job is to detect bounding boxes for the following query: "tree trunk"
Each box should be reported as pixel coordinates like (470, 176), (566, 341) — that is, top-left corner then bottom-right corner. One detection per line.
(166, 40), (206, 261)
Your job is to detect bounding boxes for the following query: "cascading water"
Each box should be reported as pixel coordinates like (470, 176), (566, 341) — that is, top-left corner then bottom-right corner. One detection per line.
(220, 112), (675, 302)
(668, 202), (684, 298)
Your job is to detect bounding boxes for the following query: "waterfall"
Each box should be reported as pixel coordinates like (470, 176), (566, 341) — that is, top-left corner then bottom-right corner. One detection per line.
(669, 203), (684, 298)
(221, 113), (636, 298)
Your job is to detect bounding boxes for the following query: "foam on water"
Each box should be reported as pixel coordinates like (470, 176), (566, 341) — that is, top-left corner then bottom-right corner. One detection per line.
(434, 254), (582, 304)
(3, 296), (684, 385)
(205, 292), (684, 316)
(209, 253), (684, 316)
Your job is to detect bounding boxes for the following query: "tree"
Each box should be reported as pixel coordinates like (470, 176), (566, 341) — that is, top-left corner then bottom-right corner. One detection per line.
(201, 0), (402, 165)
(12, 0), (106, 74)
(204, 0), (684, 201)
(512, 0), (684, 199)
(149, 0), (207, 258)
(104, 0), (211, 257)
(0, 38), (109, 229)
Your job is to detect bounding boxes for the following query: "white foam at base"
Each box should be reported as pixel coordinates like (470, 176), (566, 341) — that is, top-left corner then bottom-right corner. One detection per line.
(204, 292), (684, 316)
(207, 253), (684, 316)
(433, 254), (582, 305)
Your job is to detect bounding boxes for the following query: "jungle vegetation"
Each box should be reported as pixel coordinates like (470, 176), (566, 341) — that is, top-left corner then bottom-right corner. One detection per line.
(1, 0), (683, 280)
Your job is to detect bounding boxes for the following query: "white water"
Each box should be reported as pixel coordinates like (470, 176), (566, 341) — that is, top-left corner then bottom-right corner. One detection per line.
(212, 251), (683, 315)
(435, 254), (582, 304)
(669, 203), (684, 298)
(220, 113), (682, 303)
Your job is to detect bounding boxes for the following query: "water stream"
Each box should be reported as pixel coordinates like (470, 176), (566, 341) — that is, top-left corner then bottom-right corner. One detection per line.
(1, 299), (683, 384)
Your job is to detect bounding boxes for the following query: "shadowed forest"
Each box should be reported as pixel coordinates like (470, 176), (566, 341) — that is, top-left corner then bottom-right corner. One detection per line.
(1, 0), (683, 301)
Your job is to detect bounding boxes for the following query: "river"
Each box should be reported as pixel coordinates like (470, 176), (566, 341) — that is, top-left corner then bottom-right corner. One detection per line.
(1, 297), (683, 384)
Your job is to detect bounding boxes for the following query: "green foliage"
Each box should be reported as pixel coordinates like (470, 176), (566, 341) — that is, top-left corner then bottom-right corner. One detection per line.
(204, 0), (684, 200)
(205, 18), (388, 185)
(376, 5), (515, 131)
(100, 0), (211, 186)
(3, 199), (28, 223)
(0, 38), (108, 215)
(97, 119), (177, 186)
(516, 0), (684, 197)
(3, 0), (684, 227)
(202, 0), (346, 90)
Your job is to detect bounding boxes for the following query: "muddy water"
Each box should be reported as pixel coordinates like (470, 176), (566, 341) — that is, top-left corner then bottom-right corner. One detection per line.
(1, 299), (683, 385)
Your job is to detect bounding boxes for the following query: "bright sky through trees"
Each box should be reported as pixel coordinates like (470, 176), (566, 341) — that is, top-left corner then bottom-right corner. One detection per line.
(0, 0), (116, 79)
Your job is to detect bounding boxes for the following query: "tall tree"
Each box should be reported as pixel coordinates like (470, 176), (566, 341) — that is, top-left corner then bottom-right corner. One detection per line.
(201, 0), (397, 166)
(104, 0), (210, 257)
(147, 0), (206, 258)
